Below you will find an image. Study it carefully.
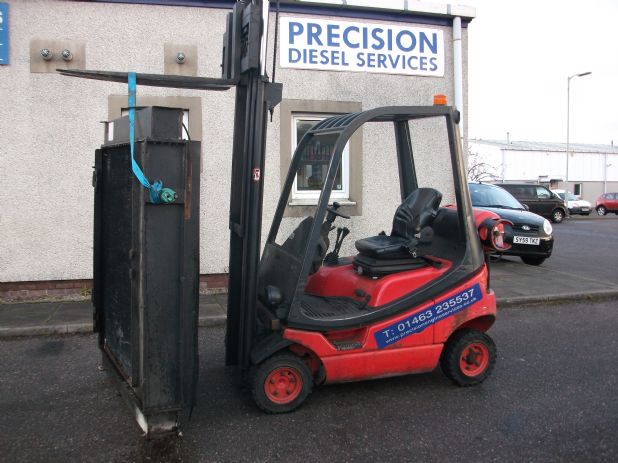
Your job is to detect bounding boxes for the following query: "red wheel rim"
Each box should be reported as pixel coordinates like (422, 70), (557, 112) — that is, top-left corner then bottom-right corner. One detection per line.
(460, 342), (489, 377)
(264, 366), (303, 404)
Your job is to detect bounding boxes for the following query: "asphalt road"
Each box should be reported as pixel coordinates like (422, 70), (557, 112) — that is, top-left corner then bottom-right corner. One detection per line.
(493, 214), (618, 285)
(1, 300), (617, 462)
(546, 216), (618, 284)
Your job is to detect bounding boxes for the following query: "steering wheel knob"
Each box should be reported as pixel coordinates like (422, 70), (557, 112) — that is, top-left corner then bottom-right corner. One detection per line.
(326, 205), (350, 220)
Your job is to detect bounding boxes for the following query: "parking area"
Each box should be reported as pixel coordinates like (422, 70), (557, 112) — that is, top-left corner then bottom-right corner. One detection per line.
(490, 214), (618, 301)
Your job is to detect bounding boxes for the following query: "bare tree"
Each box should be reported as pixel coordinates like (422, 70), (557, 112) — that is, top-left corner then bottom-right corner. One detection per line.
(466, 150), (500, 182)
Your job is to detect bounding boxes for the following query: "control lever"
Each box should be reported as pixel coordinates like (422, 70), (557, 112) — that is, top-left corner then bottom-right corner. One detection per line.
(334, 227), (350, 255)
(333, 227), (343, 250)
(324, 226), (349, 265)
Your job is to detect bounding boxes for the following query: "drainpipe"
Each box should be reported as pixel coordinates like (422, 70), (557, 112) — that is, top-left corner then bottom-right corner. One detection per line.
(452, 15), (464, 142)
(604, 151), (608, 194)
(259, 0), (270, 77)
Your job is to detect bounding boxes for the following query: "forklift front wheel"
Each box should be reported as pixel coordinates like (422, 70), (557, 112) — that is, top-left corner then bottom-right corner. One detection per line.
(440, 329), (496, 387)
(252, 352), (313, 414)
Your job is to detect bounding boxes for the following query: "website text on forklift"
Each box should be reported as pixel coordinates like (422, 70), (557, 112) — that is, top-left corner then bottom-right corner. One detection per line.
(281, 18), (444, 76)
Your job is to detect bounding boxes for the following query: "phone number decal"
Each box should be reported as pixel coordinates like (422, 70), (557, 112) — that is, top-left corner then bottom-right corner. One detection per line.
(374, 283), (482, 349)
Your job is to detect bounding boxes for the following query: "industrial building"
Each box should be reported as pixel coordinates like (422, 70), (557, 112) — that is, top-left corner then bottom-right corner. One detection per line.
(0, 0), (475, 298)
(469, 139), (618, 204)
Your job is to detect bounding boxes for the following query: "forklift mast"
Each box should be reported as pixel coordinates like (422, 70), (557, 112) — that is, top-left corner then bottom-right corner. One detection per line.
(224, 1), (282, 370)
(60, 0), (281, 432)
(62, 0), (280, 369)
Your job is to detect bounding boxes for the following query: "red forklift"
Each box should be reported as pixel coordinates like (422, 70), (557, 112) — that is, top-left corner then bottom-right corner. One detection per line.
(62, 0), (512, 432)
(232, 104), (512, 413)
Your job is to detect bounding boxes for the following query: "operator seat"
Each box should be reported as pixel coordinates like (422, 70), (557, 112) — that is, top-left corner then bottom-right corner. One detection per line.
(353, 188), (442, 277)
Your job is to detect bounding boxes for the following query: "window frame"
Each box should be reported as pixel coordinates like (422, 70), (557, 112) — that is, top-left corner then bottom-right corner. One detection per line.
(108, 95), (202, 141)
(290, 113), (350, 203)
(119, 108), (191, 140)
(279, 99), (363, 217)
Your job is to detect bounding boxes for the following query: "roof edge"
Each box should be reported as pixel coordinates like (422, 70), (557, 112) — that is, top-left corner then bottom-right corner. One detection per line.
(286, 1), (476, 20)
(470, 139), (618, 154)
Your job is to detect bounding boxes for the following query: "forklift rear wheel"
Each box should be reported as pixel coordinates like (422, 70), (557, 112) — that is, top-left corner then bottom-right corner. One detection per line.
(252, 352), (313, 414)
(440, 329), (496, 387)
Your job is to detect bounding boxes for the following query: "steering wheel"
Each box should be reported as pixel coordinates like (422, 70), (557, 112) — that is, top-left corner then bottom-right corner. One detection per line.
(326, 202), (350, 221)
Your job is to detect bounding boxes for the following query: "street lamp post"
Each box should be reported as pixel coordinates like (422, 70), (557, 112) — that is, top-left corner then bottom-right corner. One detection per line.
(565, 71), (591, 216)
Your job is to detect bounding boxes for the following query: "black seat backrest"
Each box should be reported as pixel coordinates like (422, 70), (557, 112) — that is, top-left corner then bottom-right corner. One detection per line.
(391, 188), (442, 239)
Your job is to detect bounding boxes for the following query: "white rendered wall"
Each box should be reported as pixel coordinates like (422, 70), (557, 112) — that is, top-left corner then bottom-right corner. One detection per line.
(0, 0), (467, 282)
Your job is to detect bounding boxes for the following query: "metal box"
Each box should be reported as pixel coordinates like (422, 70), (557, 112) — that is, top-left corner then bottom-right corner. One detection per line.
(92, 107), (200, 436)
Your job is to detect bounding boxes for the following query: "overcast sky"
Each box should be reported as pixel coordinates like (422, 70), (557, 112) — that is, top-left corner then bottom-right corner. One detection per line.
(457, 0), (618, 145)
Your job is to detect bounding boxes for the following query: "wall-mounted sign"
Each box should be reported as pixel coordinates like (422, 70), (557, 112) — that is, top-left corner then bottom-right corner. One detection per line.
(280, 17), (444, 77)
(0, 3), (8, 65)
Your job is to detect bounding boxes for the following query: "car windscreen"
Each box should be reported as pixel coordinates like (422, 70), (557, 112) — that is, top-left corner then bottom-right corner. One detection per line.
(469, 184), (524, 210)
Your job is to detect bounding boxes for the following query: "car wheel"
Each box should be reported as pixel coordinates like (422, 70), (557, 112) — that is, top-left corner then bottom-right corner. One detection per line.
(251, 352), (313, 414)
(551, 208), (565, 223)
(521, 256), (546, 266)
(440, 329), (496, 387)
(597, 206), (607, 216)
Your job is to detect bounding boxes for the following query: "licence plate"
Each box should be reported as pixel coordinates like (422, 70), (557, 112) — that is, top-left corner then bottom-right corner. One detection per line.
(513, 236), (540, 245)
(581, 207), (589, 211)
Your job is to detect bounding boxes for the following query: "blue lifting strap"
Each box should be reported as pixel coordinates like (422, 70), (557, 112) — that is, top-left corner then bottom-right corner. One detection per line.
(128, 72), (177, 204)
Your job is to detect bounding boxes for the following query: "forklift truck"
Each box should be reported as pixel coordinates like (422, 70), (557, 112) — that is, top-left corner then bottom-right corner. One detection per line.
(61, 0), (512, 430)
(245, 105), (511, 412)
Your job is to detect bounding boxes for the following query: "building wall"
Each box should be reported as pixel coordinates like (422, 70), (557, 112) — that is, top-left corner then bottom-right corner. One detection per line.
(512, 151), (558, 181)
(578, 182), (618, 203)
(0, 0), (468, 283)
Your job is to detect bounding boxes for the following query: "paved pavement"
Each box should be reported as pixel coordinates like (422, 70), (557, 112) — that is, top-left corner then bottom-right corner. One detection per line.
(0, 293), (228, 337)
(1, 261), (617, 338)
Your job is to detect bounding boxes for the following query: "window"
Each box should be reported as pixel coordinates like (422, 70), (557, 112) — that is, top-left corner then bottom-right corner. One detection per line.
(279, 99), (362, 217)
(573, 183), (582, 196)
(291, 114), (350, 202)
(120, 109), (190, 140)
(536, 186), (551, 199)
(108, 95), (202, 141)
(512, 185), (534, 199)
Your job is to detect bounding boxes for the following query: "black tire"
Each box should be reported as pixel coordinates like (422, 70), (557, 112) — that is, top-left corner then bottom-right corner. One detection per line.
(440, 329), (496, 387)
(551, 208), (565, 223)
(521, 255), (546, 266)
(251, 352), (313, 414)
(597, 206), (607, 216)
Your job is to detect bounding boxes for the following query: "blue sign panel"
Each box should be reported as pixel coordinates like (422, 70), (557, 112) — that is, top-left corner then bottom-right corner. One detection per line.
(0, 3), (8, 65)
(374, 283), (482, 349)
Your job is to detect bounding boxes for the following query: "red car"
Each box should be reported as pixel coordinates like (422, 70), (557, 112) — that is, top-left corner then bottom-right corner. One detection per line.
(596, 192), (618, 215)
